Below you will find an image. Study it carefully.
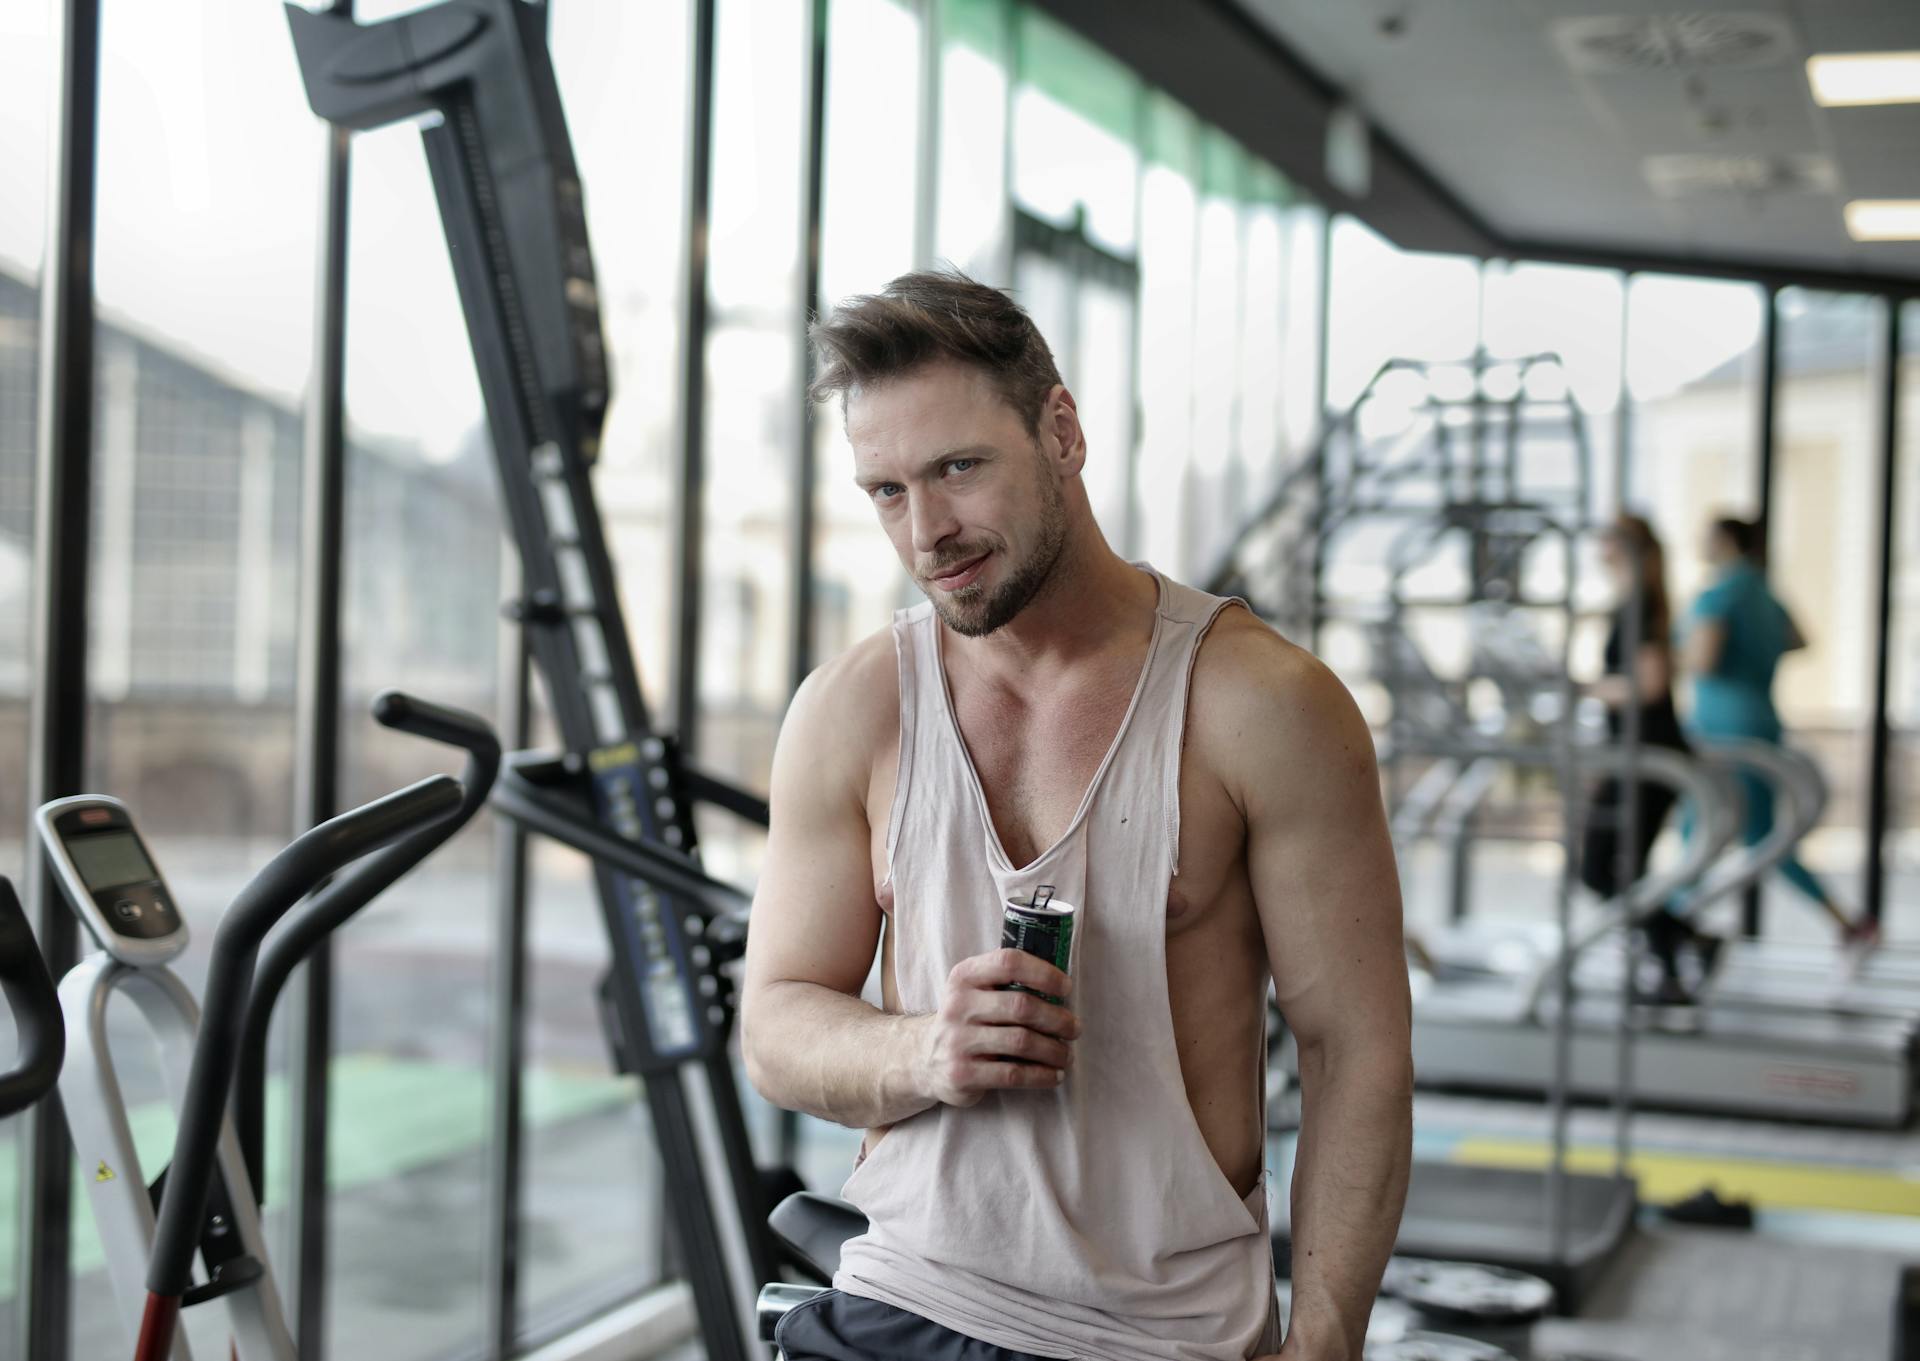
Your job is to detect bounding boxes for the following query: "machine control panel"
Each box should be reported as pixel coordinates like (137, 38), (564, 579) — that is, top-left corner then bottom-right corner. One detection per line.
(35, 796), (187, 967)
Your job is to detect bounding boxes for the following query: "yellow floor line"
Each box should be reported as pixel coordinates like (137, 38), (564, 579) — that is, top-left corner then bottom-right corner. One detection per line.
(1448, 1137), (1920, 1217)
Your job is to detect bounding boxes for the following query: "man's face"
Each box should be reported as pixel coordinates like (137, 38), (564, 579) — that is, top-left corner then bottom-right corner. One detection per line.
(847, 361), (1070, 638)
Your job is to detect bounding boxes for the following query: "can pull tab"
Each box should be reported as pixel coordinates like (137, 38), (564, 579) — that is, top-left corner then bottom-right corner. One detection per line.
(1029, 884), (1055, 911)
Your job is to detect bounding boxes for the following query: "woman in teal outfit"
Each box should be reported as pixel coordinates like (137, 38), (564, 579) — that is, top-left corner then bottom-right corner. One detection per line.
(1675, 516), (1876, 949)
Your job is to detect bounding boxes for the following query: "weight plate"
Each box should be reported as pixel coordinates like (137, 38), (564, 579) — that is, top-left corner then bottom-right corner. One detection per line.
(1380, 1256), (1555, 1322)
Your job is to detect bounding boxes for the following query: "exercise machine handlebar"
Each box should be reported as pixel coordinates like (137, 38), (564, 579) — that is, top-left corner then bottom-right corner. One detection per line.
(0, 876), (63, 1119)
(491, 749), (753, 923)
(141, 774), (464, 1324)
(234, 689), (502, 1205)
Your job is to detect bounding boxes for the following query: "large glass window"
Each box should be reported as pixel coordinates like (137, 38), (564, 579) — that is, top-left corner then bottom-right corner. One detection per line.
(1765, 289), (1888, 931)
(811, 0), (925, 661)
(0, 0), (48, 1340)
(1183, 131), (1250, 582)
(71, 3), (318, 1354)
(1325, 215), (1481, 414)
(1133, 94), (1200, 576)
(1623, 274), (1765, 610)
(326, 113), (499, 1359)
(936, 0), (1012, 278)
(529, 1), (692, 1338)
(1480, 261), (1625, 523)
(1010, 8), (1139, 259)
(695, 0), (809, 886)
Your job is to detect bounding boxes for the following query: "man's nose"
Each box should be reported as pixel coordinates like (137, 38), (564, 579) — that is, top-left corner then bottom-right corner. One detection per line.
(909, 489), (959, 557)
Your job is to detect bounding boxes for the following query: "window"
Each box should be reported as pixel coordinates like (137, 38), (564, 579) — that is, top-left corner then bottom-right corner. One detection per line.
(73, 2), (319, 1353)
(695, 0), (810, 887)
(1325, 215), (1481, 414)
(1010, 8), (1140, 259)
(811, 0), (926, 656)
(523, 2), (695, 1339)
(1480, 261), (1625, 524)
(1133, 94), (1199, 576)
(327, 114), (499, 1359)
(1766, 289), (1888, 929)
(936, 0), (1012, 278)
(1623, 274), (1765, 611)
(0, 0), (48, 1340)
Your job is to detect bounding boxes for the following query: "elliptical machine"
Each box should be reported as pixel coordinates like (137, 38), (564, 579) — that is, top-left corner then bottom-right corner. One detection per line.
(40, 691), (498, 1361)
(0, 874), (64, 1119)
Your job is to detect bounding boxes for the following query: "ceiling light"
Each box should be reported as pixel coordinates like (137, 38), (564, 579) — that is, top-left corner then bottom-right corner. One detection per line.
(1807, 52), (1920, 106)
(1845, 201), (1920, 241)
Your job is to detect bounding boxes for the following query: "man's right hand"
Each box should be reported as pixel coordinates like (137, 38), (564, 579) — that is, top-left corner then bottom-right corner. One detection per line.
(917, 949), (1080, 1107)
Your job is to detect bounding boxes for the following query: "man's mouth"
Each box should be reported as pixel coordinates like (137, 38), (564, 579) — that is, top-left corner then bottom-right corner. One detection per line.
(930, 553), (989, 592)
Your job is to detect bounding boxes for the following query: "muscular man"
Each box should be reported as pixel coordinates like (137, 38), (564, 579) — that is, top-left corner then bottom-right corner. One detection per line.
(742, 272), (1411, 1361)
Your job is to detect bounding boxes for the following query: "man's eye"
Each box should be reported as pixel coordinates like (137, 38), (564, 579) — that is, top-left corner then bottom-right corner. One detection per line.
(873, 484), (903, 500)
(946, 459), (977, 475)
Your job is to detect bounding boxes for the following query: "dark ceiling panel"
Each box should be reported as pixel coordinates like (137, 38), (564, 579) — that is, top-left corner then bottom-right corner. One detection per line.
(1021, 0), (1500, 258)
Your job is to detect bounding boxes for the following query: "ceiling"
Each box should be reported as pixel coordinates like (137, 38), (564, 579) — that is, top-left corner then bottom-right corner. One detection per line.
(1227, 0), (1920, 283)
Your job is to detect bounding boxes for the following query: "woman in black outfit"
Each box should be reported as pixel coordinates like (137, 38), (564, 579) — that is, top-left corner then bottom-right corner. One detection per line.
(1579, 514), (1693, 999)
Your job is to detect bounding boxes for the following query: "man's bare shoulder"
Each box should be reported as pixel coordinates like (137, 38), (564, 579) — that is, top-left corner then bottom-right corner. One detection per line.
(778, 624), (901, 794)
(1188, 605), (1376, 805)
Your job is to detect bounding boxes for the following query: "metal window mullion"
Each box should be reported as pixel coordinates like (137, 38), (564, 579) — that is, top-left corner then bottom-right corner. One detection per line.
(487, 13), (546, 1348)
(483, 586), (531, 1360)
(1748, 285), (1781, 939)
(912, 0), (940, 272)
(18, 3), (102, 1357)
(671, 0), (718, 754)
(787, 0), (827, 701)
(287, 19), (354, 1349)
(1864, 302), (1904, 928)
(1307, 211), (1333, 653)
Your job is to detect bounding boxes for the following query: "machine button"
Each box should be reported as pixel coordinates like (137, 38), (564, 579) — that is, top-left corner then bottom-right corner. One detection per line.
(113, 899), (143, 922)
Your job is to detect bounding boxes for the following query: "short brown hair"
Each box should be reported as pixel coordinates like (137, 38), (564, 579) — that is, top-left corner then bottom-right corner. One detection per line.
(808, 270), (1062, 434)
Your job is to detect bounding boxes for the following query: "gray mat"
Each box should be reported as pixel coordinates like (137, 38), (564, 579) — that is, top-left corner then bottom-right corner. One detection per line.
(1532, 1225), (1903, 1361)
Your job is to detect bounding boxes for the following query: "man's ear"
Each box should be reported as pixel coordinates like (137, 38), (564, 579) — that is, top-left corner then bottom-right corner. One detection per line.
(1040, 384), (1086, 476)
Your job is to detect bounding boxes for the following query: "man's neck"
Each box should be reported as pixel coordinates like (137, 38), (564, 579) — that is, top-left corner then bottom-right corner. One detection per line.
(941, 538), (1158, 692)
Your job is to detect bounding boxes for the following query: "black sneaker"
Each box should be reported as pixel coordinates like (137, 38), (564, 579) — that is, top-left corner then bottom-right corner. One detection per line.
(1659, 1187), (1753, 1229)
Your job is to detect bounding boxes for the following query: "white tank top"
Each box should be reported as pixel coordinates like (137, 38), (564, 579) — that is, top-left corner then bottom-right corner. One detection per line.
(834, 566), (1281, 1360)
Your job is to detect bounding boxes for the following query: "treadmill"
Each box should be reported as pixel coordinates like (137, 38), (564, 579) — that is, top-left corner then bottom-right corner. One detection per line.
(1413, 739), (1920, 1127)
(285, 8), (789, 1359)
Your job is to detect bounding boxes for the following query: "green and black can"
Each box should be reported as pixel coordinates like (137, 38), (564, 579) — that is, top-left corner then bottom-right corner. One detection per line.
(1000, 885), (1075, 1005)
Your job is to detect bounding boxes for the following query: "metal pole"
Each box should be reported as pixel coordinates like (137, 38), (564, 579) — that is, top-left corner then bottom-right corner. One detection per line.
(17, 3), (100, 1356)
(1864, 302), (1903, 929)
(912, 0), (940, 272)
(1747, 287), (1780, 939)
(671, 0), (718, 754)
(286, 20), (353, 1347)
(487, 11), (543, 1345)
(484, 587), (532, 1360)
(1308, 212), (1334, 653)
(788, 0), (828, 701)
(775, 0), (831, 1170)
(1615, 273), (1633, 514)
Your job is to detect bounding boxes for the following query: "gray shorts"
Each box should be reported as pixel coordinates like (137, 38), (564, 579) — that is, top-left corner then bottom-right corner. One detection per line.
(774, 1289), (1067, 1361)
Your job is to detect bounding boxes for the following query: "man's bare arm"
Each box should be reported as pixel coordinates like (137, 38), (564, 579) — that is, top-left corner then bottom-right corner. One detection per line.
(1208, 626), (1412, 1361)
(740, 643), (1077, 1131)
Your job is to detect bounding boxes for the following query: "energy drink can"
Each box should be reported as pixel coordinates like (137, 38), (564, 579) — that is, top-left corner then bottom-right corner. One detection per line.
(1000, 885), (1074, 1005)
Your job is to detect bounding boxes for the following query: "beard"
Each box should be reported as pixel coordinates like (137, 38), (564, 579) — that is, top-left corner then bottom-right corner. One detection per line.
(923, 473), (1069, 638)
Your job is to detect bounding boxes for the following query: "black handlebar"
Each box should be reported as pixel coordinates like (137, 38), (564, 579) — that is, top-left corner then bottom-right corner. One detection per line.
(147, 773), (464, 1299)
(491, 750), (753, 923)
(0, 877), (63, 1120)
(234, 690), (501, 1203)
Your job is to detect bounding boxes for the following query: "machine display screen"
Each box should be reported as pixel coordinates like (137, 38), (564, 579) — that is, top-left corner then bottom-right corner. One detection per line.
(68, 830), (159, 892)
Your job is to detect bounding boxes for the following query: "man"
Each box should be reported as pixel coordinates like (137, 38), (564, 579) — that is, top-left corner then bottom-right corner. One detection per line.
(741, 271), (1411, 1361)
